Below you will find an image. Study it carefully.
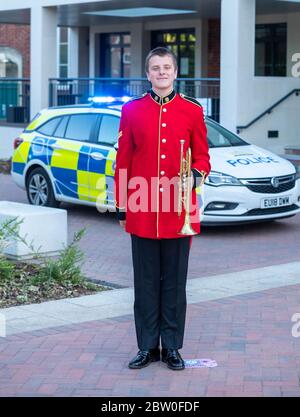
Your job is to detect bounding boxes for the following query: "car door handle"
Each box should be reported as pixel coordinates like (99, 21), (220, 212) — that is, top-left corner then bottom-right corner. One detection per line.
(52, 144), (62, 150)
(90, 152), (105, 160)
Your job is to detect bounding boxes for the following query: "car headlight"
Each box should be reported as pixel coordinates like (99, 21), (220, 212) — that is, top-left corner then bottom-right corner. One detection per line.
(294, 165), (300, 180)
(206, 171), (243, 187)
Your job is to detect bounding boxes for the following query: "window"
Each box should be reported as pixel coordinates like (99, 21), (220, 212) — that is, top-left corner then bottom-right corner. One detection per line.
(58, 27), (69, 78)
(151, 29), (196, 78)
(0, 47), (22, 78)
(255, 23), (287, 76)
(0, 47), (23, 120)
(53, 116), (69, 138)
(65, 114), (98, 141)
(100, 33), (131, 78)
(98, 115), (120, 145)
(37, 118), (61, 136)
(206, 121), (248, 148)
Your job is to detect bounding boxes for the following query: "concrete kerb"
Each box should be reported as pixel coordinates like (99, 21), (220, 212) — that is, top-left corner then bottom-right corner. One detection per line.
(1, 260), (300, 337)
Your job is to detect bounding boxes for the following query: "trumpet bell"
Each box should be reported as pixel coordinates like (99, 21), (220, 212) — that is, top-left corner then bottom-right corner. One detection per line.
(178, 222), (197, 236)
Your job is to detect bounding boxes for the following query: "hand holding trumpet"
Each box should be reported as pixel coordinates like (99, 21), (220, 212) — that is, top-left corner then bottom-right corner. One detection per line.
(177, 140), (197, 235)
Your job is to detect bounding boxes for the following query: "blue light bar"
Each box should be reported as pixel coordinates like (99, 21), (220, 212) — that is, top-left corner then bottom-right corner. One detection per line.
(88, 96), (131, 104)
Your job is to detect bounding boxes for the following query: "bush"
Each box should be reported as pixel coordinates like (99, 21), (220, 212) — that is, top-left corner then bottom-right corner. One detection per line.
(0, 219), (107, 307)
(0, 218), (20, 281)
(31, 229), (87, 286)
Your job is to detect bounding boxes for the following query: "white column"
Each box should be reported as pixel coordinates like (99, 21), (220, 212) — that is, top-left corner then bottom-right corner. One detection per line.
(69, 28), (79, 78)
(89, 27), (95, 78)
(30, 6), (57, 118)
(78, 27), (90, 77)
(287, 12), (300, 77)
(130, 22), (144, 77)
(195, 20), (202, 78)
(220, 0), (256, 131)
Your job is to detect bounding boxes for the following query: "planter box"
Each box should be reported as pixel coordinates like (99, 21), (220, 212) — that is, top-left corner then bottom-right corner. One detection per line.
(0, 201), (67, 260)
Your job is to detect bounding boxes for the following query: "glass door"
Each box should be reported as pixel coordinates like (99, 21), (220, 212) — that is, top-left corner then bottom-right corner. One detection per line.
(99, 33), (131, 96)
(151, 29), (196, 78)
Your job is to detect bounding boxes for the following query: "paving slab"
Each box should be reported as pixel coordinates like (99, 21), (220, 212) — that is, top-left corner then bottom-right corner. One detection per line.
(1, 281), (300, 397)
(2, 260), (300, 336)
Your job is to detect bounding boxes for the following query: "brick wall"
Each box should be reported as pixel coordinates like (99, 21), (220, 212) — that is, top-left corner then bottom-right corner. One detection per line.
(0, 24), (30, 78)
(207, 19), (220, 78)
(0, 21), (220, 80)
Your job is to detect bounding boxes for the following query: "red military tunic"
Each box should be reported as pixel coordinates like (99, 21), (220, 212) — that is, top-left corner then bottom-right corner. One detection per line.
(114, 89), (211, 239)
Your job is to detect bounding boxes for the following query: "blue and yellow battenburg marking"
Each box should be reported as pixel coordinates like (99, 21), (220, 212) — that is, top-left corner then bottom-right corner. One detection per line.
(11, 132), (35, 175)
(89, 147), (116, 204)
(12, 133), (117, 204)
(13, 131), (203, 210)
(50, 139), (84, 199)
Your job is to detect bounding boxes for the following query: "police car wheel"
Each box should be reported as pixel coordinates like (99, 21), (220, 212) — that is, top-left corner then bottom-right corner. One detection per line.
(26, 167), (59, 208)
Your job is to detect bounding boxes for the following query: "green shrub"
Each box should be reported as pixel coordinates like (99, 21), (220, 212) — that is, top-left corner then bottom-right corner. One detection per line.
(1, 218), (88, 287)
(0, 218), (20, 281)
(30, 228), (87, 286)
(0, 219), (106, 307)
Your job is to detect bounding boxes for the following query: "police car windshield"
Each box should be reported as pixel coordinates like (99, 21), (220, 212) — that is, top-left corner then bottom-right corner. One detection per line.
(206, 120), (249, 148)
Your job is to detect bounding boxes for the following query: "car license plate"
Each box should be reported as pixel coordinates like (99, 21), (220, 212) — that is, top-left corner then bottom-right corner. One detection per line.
(261, 195), (291, 209)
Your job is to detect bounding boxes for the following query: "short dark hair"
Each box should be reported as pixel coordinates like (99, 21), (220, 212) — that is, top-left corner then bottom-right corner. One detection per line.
(145, 47), (178, 73)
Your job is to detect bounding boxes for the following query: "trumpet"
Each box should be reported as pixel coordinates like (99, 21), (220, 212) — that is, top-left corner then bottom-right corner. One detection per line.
(178, 139), (197, 236)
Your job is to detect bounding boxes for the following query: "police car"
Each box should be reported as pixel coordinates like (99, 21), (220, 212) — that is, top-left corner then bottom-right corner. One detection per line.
(11, 96), (300, 225)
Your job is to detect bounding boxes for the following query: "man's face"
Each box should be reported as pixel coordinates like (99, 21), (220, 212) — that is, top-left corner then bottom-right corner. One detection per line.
(146, 54), (177, 92)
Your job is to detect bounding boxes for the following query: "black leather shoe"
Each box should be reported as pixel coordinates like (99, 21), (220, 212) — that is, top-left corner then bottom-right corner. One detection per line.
(128, 348), (160, 369)
(162, 348), (185, 370)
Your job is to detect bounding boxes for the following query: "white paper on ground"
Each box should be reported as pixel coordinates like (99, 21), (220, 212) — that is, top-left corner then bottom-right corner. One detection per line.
(184, 359), (218, 368)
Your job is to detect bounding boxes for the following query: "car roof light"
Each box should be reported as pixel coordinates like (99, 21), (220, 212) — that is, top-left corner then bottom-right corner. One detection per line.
(88, 96), (132, 105)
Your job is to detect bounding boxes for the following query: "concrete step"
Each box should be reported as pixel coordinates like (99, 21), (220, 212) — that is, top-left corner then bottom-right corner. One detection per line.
(282, 154), (300, 166)
(284, 146), (300, 156)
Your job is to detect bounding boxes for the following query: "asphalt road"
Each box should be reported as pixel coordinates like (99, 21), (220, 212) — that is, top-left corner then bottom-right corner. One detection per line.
(1, 173), (300, 288)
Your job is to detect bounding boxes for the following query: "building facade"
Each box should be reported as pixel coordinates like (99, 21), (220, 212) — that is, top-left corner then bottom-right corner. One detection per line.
(0, 0), (299, 159)
(0, 24), (30, 78)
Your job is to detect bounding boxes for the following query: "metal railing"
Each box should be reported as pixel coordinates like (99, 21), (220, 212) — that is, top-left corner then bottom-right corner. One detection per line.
(0, 77), (220, 125)
(49, 77), (220, 121)
(237, 88), (300, 133)
(0, 78), (30, 124)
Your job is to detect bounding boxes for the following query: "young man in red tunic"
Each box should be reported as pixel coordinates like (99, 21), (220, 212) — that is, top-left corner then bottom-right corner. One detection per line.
(114, 47), (211, 370)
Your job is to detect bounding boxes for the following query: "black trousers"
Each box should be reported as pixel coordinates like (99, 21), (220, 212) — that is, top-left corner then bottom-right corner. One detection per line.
(131, 234), (191, 350)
